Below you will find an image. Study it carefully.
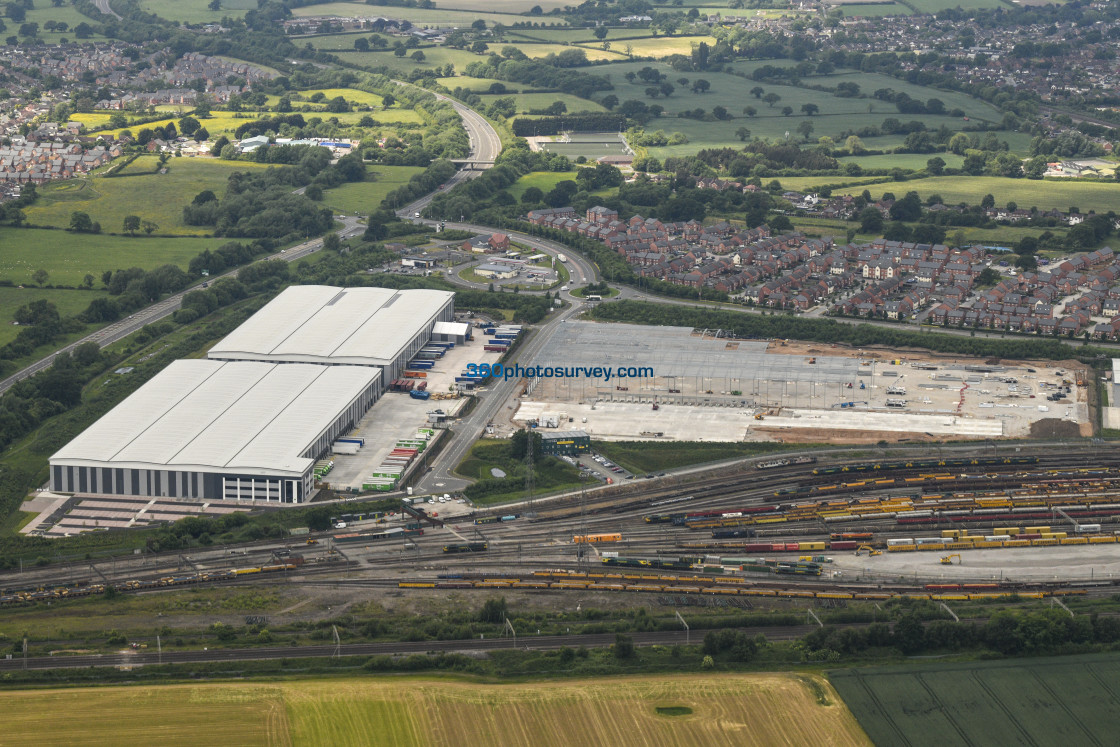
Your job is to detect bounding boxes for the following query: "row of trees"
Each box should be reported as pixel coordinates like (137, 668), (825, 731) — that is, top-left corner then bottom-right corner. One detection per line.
(589, 300), (1105, 362)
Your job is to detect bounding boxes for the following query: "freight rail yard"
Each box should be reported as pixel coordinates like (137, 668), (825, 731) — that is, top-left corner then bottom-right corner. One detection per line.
(9, 448), (1120, 626)
(517, 322), (1090, 442)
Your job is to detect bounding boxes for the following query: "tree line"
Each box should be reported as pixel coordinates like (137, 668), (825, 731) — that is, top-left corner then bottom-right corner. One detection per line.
(589, 300), (1109, 362)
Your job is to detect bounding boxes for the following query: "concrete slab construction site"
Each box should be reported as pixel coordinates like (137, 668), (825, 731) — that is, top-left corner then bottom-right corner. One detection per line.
(759, 409), (1005, 437)
(523, 322), (1090, 443)
(515, 400), (752, 442)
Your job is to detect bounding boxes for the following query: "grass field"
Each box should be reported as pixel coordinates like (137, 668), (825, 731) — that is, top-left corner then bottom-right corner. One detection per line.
(437, 76), (514, 92)
(290, 3), (548, 26)
(329, 47), (483, 75)
(835, 176), (1120, 213)
(908, 0), (1004, 9)
(830, 653), (1120, 747)
(596, 440), (804, 473)
(507, 171), (577, 200)
(0, 227), (230, 286)
(593, 35), (718, 57)
(588, 60), (998, 156)
(0, 674), (869, 746)
(836, 3), (911, 15)
(321, 166), (426, 213)
(837, 152), (966, 170)
(20, 4), (108, 41)
(426, 0), (571, 9)
(0, 287), (109, 346)
(21, 159), (273, 236)
(477, 92), (608, 114)
(138, 0), (256, 23)
(81, 111), (262, 139)
(508, 28), (655, 43)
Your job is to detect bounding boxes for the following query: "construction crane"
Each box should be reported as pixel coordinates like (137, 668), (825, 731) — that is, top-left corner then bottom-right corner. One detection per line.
(940, 554), (961, 565)
(854, 545), (881, 557)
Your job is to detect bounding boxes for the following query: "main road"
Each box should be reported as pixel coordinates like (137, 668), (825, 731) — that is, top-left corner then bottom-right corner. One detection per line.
(0, 216), (365, 397)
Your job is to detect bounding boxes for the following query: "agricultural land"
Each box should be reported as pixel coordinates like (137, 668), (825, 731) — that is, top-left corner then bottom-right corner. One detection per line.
(831, 653), (1120, 747)
(1, 674), (869, 747)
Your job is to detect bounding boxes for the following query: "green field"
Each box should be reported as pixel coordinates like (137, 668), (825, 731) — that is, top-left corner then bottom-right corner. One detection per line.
(290, 3), (549, 26)
(478, 92), (608, 114)
(507, 171), (577, 200)
(830, 654), (1120, 747)
(21, 159), (273, 236)
(438, 76), (519, 93)
(836, 176), (1120, 213)
(0, 674), (869, 746)
(908, 0), (1004, 9)
(0, 227), (230, 286)
(588, 61), (999, 156)
(836, 3), (911, 16)
(323, 42), (618, 73)
(427, 0), (571, 9)
(837, 153), (966, 170)
(321, 166), (426, 213)
(594, 35), (718, 58)
(138, 0), (256, 23)
(508, 28), (655, 43)
(0, 287), (109, 347)
(20, 4), (107, 41)
(329, 48), (482, 75)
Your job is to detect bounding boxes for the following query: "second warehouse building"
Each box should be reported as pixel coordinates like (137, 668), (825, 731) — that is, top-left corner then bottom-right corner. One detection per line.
(49, 285), (455, 503)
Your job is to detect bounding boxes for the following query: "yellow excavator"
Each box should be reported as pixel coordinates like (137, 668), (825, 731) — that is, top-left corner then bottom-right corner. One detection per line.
(854, 545), (881, 557)
(940, 554), (961, 565)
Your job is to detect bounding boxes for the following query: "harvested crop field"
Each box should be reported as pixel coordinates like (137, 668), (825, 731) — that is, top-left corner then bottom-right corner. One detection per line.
(4, 673), (869, 746)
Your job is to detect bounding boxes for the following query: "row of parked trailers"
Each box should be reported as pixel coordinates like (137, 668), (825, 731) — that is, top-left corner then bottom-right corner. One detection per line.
(362, 429), (434, 492)
(482, 325), (520, 354)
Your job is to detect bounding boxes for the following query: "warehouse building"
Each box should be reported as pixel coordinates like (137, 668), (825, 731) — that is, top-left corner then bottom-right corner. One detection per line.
(206, 285), (455, 384)
(50, 360), (381, 503)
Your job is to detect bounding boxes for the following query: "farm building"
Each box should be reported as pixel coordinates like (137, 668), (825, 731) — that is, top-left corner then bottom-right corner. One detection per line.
(206, 285), (454, 384)
(49, 360), (381, 503)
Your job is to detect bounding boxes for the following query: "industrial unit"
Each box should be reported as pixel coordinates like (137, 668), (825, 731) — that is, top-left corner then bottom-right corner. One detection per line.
(49, 360), (381, 503)
(206, 285), (454, 384)
(50, 286), (456, 503)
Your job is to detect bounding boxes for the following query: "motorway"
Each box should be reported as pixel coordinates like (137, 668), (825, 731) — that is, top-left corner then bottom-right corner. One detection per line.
(92, 0), (121, 19)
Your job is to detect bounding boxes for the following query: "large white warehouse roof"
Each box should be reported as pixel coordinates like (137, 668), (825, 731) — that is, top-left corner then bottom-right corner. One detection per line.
(51, 360), (380, 477)
(207, 286), (454, 366)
